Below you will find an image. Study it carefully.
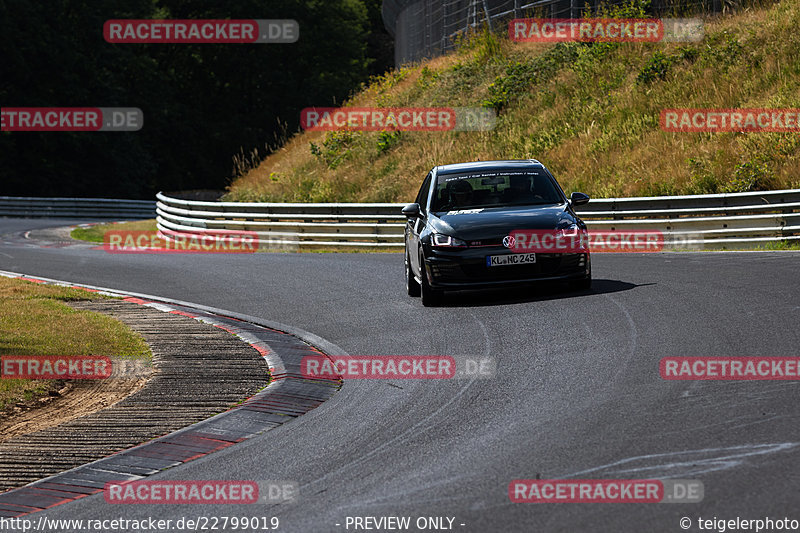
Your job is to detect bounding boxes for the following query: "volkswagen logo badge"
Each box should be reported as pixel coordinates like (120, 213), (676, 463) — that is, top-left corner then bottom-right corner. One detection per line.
(502, 235), (516, 249)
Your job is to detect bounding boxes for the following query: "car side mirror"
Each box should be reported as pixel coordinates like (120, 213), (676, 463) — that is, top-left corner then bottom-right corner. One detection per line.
(570, 192), (590, 207)
(402, 203), (421, 218)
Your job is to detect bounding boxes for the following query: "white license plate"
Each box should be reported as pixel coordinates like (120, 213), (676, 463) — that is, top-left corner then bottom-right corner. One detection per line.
(486, 253), (536, 267)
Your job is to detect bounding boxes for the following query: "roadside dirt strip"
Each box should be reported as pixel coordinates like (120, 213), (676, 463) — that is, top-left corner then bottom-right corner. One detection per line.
(0, 274), (341, 517)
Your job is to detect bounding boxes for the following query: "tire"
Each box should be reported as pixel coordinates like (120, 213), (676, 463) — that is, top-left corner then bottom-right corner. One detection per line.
(406, 253), (421, 297)
(419, 252), (443, 306)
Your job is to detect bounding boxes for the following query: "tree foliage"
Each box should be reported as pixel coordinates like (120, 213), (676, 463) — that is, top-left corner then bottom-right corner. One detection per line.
(0, 0), (392, 198)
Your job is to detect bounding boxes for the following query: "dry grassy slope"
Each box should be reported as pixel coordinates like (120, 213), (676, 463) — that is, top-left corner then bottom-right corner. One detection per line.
(227, 0), (800, 203)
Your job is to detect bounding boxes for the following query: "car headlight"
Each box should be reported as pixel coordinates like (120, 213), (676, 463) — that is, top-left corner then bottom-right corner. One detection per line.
(557, 222), (580, 237)
(432, 233), (467, 248)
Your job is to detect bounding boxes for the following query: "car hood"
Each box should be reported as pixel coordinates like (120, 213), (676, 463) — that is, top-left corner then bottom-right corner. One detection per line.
(429, 204), (574, 241)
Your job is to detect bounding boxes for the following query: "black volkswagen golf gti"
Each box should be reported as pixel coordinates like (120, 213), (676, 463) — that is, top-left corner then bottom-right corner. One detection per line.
(403, 160), (591, 306)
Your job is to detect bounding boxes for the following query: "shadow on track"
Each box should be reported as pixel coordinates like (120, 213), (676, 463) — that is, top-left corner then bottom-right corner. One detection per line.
(435, 279), (649, 308)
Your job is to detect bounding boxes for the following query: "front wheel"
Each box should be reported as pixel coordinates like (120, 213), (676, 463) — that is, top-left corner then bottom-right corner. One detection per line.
(420, 253), (443, 307)
(406, 253), (420, 297)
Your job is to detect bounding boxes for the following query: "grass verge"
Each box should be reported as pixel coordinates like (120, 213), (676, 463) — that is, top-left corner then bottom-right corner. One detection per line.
(760, 240), (800, 250)
(0, 276), (151, 412)
(295, 245), (402, 253)
(70, 219), (158, 243)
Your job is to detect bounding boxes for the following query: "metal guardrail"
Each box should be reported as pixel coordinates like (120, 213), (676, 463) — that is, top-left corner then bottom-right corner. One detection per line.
(156, 193), (405, 248)
(0, 196), (156, 219)
(157, 190), (800, 250)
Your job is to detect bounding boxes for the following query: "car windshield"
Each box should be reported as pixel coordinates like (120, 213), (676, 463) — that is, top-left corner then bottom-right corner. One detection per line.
(430, 170), (564, 212)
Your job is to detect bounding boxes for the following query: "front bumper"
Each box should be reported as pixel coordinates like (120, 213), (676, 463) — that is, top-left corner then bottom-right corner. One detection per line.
(424, 247), (590, 290)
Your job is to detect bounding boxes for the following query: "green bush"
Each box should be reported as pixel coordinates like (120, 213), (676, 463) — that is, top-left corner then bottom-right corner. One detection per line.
(723, 159), (773, 192)
(700, 34), (743, 69)
(376, 130), (402, 154)
(637, 51), (676, 84)
(309, 130), (360, 169)
(416, 66), (440, 90)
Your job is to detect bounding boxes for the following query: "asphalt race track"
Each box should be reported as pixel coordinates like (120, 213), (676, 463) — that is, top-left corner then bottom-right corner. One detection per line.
(1, 218), (799, 532)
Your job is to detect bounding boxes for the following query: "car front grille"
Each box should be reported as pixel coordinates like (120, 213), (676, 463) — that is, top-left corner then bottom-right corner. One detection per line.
(435, 253), (585, 283)
(467, 238), (504, 247)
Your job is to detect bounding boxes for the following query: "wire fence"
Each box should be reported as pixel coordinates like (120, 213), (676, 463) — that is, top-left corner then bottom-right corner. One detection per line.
(382, 0), (739, 65)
